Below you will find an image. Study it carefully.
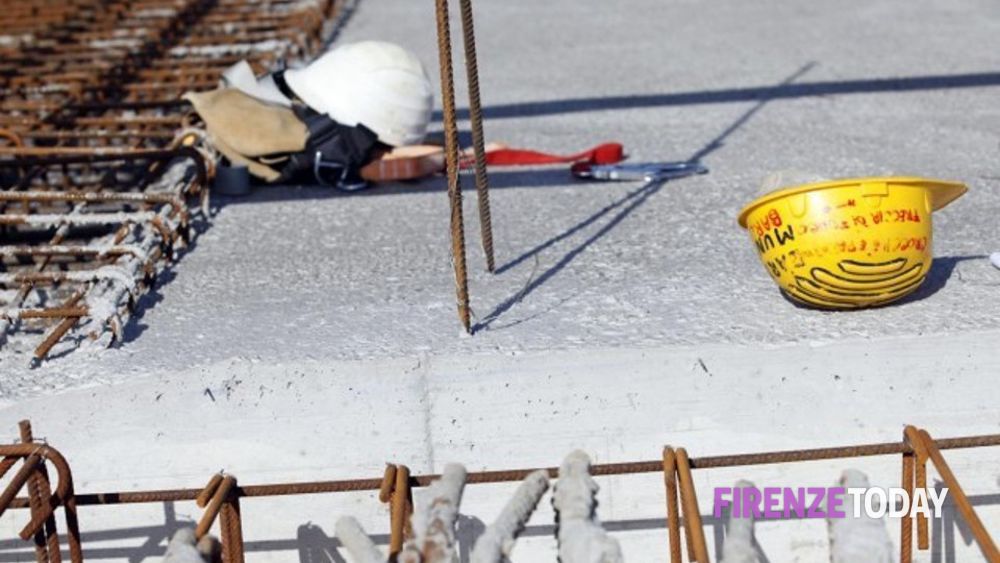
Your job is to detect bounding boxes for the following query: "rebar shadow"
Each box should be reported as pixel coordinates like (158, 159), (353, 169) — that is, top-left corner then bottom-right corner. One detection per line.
(439, 70), (1000, 121)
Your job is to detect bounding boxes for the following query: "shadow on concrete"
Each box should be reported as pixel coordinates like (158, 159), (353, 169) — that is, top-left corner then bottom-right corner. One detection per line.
(474, 63), (818, 331)
(686, 62), (815, 163)
(437, 70), (1000, 121)
(119, 221), (213, 345)
(473, 179), (663, 332)
(210, 166), (578, 208)
(897, 254), (987, 305)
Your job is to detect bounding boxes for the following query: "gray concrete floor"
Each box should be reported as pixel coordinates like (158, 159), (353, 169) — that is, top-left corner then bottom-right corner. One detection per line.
(3, 0), (1000, 396)
(2, 4), (999, 559)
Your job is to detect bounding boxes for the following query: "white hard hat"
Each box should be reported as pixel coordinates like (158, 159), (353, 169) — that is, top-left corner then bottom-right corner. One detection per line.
(284, 41), (434, 147)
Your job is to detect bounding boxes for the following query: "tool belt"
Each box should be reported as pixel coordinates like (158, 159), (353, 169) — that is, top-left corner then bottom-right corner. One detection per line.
(184, 88), (380, 190)
(185, 87), (630, 189)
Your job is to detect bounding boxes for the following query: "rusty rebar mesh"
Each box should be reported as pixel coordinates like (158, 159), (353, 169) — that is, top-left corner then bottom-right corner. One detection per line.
(0, 426), (998, 563)
(1, 0), (343, 148)
(0, 0), (347, 360)
(0, 149), (208, 359)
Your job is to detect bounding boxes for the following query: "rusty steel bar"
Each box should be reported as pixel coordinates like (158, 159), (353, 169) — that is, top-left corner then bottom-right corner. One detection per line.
(3, 308), (88, 320)
(0, 443), (83, 563)
(457, 0), (495, 273)
(0, 147), (208, 358)
(676, 448), (709, 563)
(197, 474), (224, 508)
(196, 475), (236, 539)
(0, 269), (143, 286)
(1, 432), (988, 510)
(904, 426), (931, 551)
(900, 437), (914, 563)
(0, 455), (43, 521)
(33, 316), (82, 362)
(219, 479), (245, 563)
(389, 464), (412, 557)
(0, 129), (25, 148)
(910, 427), (1000, 561)
(434, 0), (472, 333)
(378, 465), (397, 503)
(0, 245), (144, 259)
(19, 421), (61, 563)
(33, 292), (87, 361)
(0, 147), (208, 190)
(0, 202), (82, 348)
(0, 190), (184, 208)
(18, 455), (50, 563)
(662, 447), (682, 563)
(0, 457), (19, 481)
(0, 146), (191, 157)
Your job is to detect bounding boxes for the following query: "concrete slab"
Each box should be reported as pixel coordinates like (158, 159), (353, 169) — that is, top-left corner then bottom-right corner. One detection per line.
(3, 0), (1000, 391)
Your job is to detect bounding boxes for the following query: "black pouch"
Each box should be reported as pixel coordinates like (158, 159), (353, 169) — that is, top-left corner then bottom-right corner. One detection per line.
(278, 105), (381, 191)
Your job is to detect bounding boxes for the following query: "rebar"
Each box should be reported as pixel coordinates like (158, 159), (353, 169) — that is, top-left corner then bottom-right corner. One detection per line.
(1, 426), (998, 562)
(907, 427), (1000, 560)
(219, 484), (244, 563)
(675, 448), (708, 563)
(388, 464), (412, 557)
(0, 148), (204, 359)
(661, 447), (682, 563)
(19, 421), (60, 563)
(1, 0), (346, 359)
(0, 442), (83, 563)
(458, 0), (495, 273)
(434, 0), (472, 333)
(905, 426), (930, 551)
(900, 436), (914, 563)
(196, 475), (236, 539)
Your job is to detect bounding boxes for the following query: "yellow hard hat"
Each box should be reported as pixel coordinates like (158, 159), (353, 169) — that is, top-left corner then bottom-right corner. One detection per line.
(737, 177), (967, 309)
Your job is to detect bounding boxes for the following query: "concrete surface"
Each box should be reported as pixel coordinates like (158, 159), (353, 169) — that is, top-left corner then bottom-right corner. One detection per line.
(3, 0), (1000, 391)
(1, 0), (1000, 561)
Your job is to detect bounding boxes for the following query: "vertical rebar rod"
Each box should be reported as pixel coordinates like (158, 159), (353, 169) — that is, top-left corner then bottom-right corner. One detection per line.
(20, 421), (55, 563)
(389, 465), (412, 557)
(434, 0), (472, 333)
(676, 448), (710, 563)
(220, 493), (245, 563)
(196, 476), (235, 539)
(900, 440), (914, 563)
(914, 443), (929, 550)
(61, 482), (82, 563)
(457, 0), (495, 273)
(662, 447), (682, 563)
(912, 428), (1000, 561)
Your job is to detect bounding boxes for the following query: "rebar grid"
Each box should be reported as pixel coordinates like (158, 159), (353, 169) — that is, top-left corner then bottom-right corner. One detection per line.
(1, 0), (339, 150)
(0, 148), (208, 360)
(0, 423), (997, 563)
(1, 0), (347, 359)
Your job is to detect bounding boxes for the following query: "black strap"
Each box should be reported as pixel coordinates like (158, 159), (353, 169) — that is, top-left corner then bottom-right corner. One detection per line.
(277, 111), (380, 189)
(270, 70), (300, 103)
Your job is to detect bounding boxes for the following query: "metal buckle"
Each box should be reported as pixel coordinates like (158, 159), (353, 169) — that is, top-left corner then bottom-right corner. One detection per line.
(313, 151), (368, 191)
